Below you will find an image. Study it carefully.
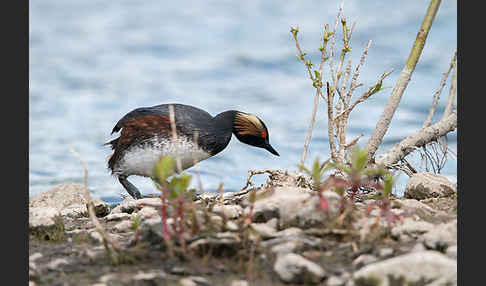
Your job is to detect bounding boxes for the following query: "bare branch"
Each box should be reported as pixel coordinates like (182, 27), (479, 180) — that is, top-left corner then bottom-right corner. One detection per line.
(423, 51), (457, 127)
(376, 110), (456, 167)
(335, 69), (394, 122)
(442, 50), (457, 120)
(346, 40), (372, 103)
(366, 0), (443, 160)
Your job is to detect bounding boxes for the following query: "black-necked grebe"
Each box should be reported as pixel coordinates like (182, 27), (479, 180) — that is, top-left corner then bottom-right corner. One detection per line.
(105, 103), (279, 199)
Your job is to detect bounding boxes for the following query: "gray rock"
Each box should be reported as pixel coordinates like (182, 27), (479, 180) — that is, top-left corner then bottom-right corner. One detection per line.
(29, 207), (65, 241)
(350, 251), (456, 286)
(423, 219), (457, 251)
(247, 187), (341, 228)
(273, 252), (326, 284)
(404, 172), (456, 200)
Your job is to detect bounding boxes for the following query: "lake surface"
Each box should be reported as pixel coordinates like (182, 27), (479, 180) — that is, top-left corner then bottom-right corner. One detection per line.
(29, 0), (457, 203)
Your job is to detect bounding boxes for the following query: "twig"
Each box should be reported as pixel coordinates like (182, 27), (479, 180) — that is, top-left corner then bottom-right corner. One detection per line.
(442, 50), (457, 120)
(376, 110), (456, 167)
(346, 40), (372, 103)
(423, 50), (456, 127)
(366, 0), (443, 160)
(334, 69), (394, 123)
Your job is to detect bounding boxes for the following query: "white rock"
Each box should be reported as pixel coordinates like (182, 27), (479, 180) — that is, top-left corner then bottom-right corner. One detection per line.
(273, 252), (326, 284)
(179, 278), (197, 286)
(104, 213), (132, 221)
(271, 241), (299, 255)
(352, 254), (378, 268)
(423, 219), (457, 250)
(276, 227), (303, 237)
(250, 223), (278, 239)
(110, 197), (138, 214)
(46, 258), (69, 270)
(29, 207), (61, 228)
(225, 220), (239, 231)
(391, 217), (434, 240)
(327, 275), (346, 286)
(446, 245), (457, 259)
(29, 182), (110, 217)
(248, 187), (341, 228)
(350, 251), (456, 286)
(230, 280), (249, 286)
(404, 172), (456, 200)
(136, 197), (163, 208)
(136, 206), (159, 220)
(211, 204), (243, 219)
(29, 252), (43, 262)
(378, 248), (394, 258)
(29, 207), (64, 240)
(59, 203), (88, 218)
(112, 220), (133, 233)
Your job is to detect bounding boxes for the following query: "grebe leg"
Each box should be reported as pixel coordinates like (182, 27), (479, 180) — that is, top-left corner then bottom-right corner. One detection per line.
(119, 175), (142, 199)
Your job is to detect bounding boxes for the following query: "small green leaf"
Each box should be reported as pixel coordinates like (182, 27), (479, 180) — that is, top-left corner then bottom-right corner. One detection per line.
(351, 147), (369, 172)
(153, 156), (175, 182)
(383, 173), (395, 196)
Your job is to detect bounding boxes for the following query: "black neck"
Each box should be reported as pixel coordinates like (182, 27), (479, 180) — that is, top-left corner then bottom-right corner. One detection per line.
(198, 110), (238, 156)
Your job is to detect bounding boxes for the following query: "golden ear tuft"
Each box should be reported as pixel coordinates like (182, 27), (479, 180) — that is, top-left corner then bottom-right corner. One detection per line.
(234, 113), (264, 136)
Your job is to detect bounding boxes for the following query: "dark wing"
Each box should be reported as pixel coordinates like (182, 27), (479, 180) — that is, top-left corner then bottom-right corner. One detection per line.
(106, 112), (172, 172)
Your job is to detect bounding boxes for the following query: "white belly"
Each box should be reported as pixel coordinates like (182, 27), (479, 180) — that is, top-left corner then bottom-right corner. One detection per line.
(115, 136), (211, 177)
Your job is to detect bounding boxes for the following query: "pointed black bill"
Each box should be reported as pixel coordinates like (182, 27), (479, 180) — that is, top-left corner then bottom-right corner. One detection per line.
(265, 143), (280, 156)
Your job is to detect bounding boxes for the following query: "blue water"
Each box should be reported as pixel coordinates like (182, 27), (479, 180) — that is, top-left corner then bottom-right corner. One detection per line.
(29, 0), (457, 202)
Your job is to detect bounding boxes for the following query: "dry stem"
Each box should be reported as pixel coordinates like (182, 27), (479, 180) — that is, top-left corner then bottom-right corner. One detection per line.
(169, 104), (183, 173)
(71, 149), (121, 264)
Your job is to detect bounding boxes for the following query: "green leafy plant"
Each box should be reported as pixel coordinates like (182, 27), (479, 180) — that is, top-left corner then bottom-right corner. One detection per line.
(151, 156), (197, 255)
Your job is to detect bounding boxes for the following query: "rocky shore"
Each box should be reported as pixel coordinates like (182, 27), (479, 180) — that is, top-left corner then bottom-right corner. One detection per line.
(29, 170), (457, 286)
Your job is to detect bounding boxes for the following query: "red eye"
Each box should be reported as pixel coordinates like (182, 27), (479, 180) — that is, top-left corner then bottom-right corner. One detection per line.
(261, 131), (267, 138)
